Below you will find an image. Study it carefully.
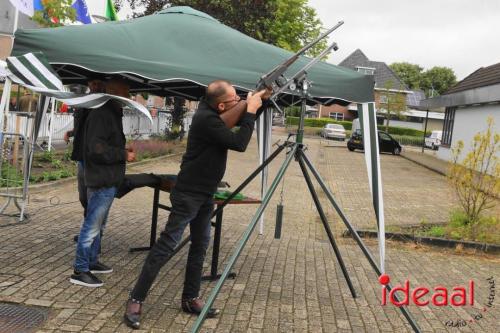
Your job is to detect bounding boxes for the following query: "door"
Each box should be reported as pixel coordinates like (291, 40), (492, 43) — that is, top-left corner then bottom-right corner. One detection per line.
(378, 132), (394, 153)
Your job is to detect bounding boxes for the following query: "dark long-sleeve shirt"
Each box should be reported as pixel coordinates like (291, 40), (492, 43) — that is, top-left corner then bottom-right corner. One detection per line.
(83, 100), (127, 188)
(175, 101), (256, 195)
(70, 108), (90, 162)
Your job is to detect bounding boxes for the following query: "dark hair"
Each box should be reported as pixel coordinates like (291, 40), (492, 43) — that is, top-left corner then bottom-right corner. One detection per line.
(205, 80), (231, 107)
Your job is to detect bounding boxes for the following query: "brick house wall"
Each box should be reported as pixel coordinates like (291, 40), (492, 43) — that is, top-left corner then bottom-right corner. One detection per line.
(318, 104), (354, 120)
(0, 36), (12, 60)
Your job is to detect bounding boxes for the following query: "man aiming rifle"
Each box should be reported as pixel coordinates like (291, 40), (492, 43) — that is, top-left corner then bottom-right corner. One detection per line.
(124, 80), (270, 329)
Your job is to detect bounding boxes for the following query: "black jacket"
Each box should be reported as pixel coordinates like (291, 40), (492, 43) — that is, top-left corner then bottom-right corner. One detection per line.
(70, 108), (90, 162)
(175, 101), (256, 195)
(83, 100), (127, 188)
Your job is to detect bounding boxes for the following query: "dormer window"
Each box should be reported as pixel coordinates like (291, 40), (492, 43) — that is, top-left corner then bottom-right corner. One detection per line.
(356, 66), (375, 75)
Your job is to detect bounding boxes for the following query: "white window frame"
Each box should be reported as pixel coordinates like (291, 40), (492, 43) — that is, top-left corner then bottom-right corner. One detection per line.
(379, 95), (388, 104)
(329, 112), (344, 121)
(356, 66), (376, 75)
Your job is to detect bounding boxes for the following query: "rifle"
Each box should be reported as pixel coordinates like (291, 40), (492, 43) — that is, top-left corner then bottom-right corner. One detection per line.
(255, 21), (343, 117)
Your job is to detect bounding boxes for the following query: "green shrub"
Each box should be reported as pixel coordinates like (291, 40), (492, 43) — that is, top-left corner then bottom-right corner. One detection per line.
(63, 146), (73, 161)
(48, 171), (61, 181)
(286, 117), (352, 130)
(428, 226), (445, 238)
(1, 164), (24, 187)
(51, 159), (62, 169)
(39, 150), (55, 163)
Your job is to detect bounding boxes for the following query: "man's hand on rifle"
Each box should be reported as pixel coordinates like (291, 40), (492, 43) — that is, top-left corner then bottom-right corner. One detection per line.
(261, 88), (273, 100)
(246, 90), (267, 114)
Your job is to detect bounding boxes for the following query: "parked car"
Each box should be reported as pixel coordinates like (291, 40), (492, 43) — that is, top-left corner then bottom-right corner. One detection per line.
(320, 123), (346, 141)
(347, 130), (402, 155)
(424, 130), (442, 150)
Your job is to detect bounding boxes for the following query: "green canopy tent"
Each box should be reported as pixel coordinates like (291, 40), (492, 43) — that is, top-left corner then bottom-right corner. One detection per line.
(12, 6), (373, 106)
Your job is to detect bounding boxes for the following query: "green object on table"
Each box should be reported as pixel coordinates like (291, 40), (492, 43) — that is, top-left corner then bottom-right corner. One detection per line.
(214, 191), (244, 200)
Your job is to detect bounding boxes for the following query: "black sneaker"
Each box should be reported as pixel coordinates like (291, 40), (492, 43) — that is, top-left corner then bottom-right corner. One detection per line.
(69, 271), (103, 287)
(89, 262), (113, 274)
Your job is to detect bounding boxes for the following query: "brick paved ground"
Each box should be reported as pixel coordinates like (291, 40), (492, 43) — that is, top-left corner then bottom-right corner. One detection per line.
(0, 134), (498, 332)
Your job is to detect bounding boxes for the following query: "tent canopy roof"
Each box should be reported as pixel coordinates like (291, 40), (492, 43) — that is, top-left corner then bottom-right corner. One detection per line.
(12, 6), (374, 105)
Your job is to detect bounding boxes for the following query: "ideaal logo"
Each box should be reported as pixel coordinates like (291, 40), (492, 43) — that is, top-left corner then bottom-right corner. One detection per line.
(378, 274), (474, 306)
(378, 274), (495, 328)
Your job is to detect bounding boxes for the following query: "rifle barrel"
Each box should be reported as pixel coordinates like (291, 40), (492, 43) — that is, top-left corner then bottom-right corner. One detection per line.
(294, 21), (344, 56)
(256, 21), (344, 91)
(270, 41), (339, 99)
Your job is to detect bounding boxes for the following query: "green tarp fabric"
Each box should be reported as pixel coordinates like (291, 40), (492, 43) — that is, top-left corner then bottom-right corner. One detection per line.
(12, 6), (374, 104)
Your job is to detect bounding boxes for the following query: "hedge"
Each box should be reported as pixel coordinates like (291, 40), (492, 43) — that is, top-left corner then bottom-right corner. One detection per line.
(285, 117), (353, 130)
(285, 117), (426, 136)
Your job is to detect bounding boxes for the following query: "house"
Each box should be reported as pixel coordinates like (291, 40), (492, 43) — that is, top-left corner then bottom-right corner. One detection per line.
(319, 49), (411, 123)
(379, 90), (445, 131)
(422, 62), (500, 163)
(0, 2), (39, 60)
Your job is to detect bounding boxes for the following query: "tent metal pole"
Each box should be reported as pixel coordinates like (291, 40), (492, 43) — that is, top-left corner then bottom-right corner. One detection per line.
(422, 109), (429, 153)
(48, 98), (56, 151)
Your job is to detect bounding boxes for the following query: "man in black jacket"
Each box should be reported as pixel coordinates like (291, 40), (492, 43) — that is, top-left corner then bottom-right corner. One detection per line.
(64, 80), (105, 219)
(70, 78), (136, 288)
(124, 80), (267, 329)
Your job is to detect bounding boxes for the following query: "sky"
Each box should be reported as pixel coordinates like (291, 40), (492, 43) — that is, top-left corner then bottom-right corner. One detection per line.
(86, 0), (500, 80)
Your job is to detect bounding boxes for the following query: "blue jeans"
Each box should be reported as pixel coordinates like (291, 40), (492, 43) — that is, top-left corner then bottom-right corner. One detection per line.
(77, 161), (87, 217)
(131, 188), (213, 300)
(74, 186), (117, 272)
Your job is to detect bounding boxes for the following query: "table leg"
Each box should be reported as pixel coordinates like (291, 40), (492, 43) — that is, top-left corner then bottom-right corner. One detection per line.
(202, 205), (236, 281)
(129, 187), (160, 252)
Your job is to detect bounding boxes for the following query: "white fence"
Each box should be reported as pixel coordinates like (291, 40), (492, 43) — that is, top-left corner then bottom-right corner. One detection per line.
(4, 111), (193, 145)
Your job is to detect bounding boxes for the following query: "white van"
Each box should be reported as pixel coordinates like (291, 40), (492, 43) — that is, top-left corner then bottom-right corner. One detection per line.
(425, 130), (443, 150)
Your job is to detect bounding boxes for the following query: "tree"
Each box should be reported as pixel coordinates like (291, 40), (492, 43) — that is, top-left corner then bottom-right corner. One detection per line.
(421, 66), (457, 96)
(115, 0), (326, 56)
(389, 62), (423, 90)
(32, 0), (76, 27)
(448, 117), (499, 229)
(379, 80), (406, 131)
(266, 0), (326, 57)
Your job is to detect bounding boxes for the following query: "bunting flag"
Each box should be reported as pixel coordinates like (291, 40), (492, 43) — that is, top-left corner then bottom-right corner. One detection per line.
(33, 0), (43, 11)
(8, 0), (34, 17)
(105, 0), (118, 21)
(3, 52), (152, 121)
(72, 0), (91, 24)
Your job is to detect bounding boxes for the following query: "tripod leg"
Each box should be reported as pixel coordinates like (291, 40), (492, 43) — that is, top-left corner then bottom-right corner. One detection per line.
(297, 151), (356, 298)
(300, 152), (422, 333)
(190, 144), (298, 333)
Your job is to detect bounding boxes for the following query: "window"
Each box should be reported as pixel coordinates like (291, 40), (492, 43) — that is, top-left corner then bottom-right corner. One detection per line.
(356, 66), (375, 75)
(379, 132), (392, 141)
(441, 107), (456, 147)
(329, 112), (344, 121)
(379, 95), (388, 104)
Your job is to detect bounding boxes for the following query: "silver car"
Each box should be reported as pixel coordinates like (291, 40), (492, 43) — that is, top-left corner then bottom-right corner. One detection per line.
(321, 123), (346, 141)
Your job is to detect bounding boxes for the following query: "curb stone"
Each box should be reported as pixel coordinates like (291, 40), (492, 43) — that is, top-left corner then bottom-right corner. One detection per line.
(342, 229), (500, 254)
